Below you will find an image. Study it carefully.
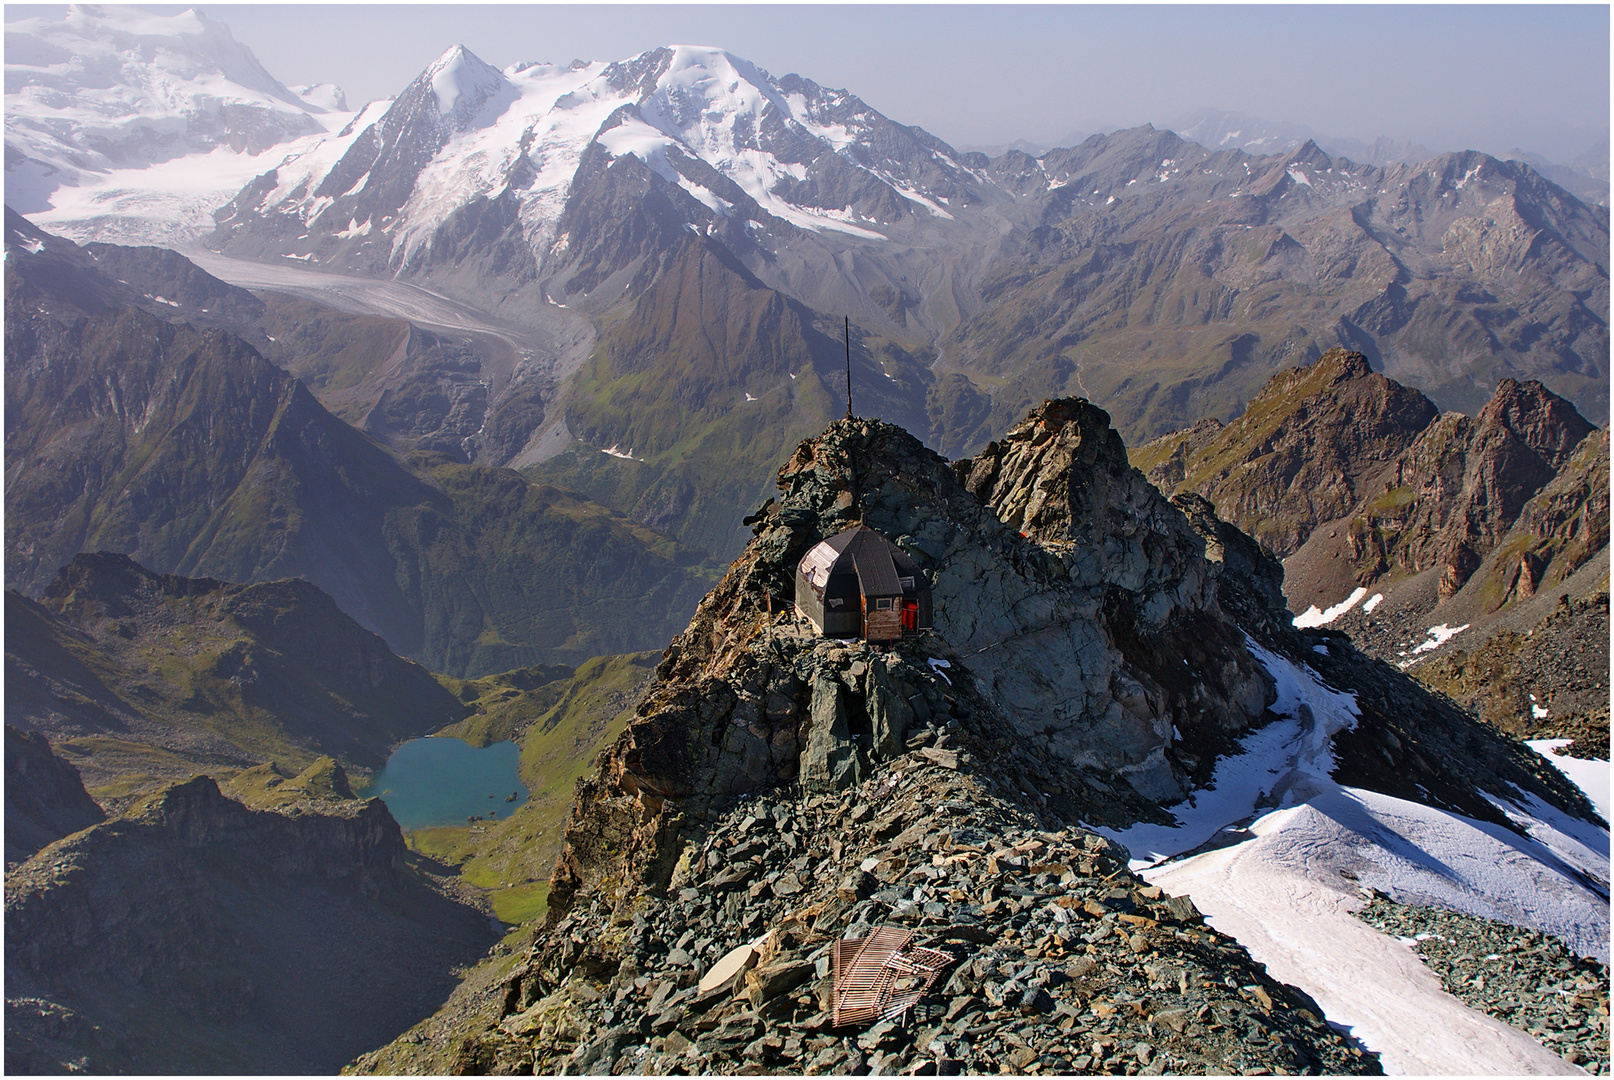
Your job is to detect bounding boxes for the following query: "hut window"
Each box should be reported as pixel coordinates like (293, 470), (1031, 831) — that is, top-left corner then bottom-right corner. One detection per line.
(876, 598), (893, 610)
(899, 576), (914, 590)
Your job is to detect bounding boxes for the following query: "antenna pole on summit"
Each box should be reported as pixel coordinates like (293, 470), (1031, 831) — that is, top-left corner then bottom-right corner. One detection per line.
(844, 316), (853, 420)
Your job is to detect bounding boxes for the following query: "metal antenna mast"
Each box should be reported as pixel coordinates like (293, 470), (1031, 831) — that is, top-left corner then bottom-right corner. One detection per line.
(844, 316), (853, 420)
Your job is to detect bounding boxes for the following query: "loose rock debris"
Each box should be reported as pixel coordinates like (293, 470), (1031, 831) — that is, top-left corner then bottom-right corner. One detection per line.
(467, 762), (1380, 1075)
(1356, 893), (1610, 1073)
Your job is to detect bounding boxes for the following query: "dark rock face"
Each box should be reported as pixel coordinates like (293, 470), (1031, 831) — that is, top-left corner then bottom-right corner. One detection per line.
(4, 725), (105, 865)
(5, 776), (497, 1074)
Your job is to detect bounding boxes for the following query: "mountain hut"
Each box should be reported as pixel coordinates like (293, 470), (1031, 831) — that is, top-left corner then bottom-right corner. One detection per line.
(794, 525), (932, 642)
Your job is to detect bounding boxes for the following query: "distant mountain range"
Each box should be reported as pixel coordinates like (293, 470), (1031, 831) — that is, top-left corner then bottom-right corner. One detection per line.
(4, 209), (714, 677)
(6, 4), (1606, 579)
(6, 5), (1605, 578)
(1166, 108), (1609, 201)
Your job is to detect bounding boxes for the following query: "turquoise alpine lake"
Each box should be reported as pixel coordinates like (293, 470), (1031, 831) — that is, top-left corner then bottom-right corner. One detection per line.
(355, 737), (528, 830)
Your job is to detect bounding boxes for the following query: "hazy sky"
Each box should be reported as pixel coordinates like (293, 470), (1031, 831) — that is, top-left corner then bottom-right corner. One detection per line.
(12, 4), (1611, 161)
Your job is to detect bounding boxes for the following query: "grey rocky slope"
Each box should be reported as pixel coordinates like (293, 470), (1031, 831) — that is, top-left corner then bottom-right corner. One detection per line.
(354, 404), (1597, 1074)
(418, 762), (1378, 1076)
(1354, 893), (1609, 1073)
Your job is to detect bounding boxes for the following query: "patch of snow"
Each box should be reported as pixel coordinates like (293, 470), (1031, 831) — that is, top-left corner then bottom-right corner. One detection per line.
(744, 392), (758, 402)
(1482, 781), (1609, 890)
(1398, 623), (1470, 667)
(600, 444), (637, 460)
(927, 658), (952, 686)
(1533, 703), (1550, 719)
(1291, 586), (1368, 628)
(1528, 740), (1610, 824)
(1147, 786), (1606, 1073)
(1362, 593), (1384, 613)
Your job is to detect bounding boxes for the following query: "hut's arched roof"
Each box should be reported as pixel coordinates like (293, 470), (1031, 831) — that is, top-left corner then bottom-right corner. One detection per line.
(797, 526), (918, 597)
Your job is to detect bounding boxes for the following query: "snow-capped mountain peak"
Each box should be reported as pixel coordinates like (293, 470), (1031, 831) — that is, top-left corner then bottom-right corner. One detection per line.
(206, 40), (986, 278)
(422, 44), (509, 123)
(290, 83), (348, 113)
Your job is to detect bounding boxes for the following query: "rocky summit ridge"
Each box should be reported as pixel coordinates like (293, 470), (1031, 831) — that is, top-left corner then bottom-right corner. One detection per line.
(365, 402), (1597, 1076)
(552, 402), (1280, 919)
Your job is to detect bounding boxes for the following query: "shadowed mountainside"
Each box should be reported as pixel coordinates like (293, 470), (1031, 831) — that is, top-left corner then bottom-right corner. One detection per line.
(6, 775), (497, 1074)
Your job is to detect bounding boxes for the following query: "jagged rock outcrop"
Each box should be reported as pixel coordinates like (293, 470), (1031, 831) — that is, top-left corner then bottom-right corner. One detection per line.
(1136, 349), (1604, 615)
(1465, 427), (1608, 612)
(1340, 377), (1596, 600)
(365, 403), (1602, 1077)
(5, 775), (497, 1074)
(949, 399), (1278, 798)
(5, 725), (105, 865)
(1131, 348), (1441, 557)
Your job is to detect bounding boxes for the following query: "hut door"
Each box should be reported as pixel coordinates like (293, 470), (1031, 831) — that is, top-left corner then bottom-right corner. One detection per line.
(902, 600), (918, 632)
(863, 596), (903, 642)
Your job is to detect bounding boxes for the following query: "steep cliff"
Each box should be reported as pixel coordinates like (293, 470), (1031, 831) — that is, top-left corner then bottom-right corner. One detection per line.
(4, 725), (105, 865)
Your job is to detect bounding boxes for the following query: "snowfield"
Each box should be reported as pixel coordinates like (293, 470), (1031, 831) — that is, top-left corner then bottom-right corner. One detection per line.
(6, 5), (347, 241)
(1096, 640), (1610, 1075)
